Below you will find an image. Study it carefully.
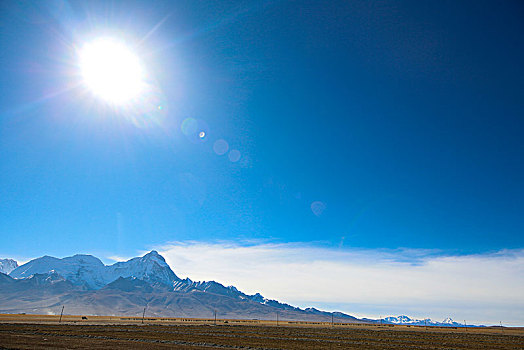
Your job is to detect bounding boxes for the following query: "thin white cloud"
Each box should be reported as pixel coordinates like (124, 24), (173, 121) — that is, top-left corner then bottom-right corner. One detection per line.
(156, 241), (524, 326)
(106, 255), (134, 263)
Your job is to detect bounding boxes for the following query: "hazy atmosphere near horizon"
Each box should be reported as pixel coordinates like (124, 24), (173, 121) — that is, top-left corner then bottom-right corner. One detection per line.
(0, 1), (523, 326)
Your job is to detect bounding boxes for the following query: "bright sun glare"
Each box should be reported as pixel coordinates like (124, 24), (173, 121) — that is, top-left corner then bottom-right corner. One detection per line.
(79, 38), (145, 104)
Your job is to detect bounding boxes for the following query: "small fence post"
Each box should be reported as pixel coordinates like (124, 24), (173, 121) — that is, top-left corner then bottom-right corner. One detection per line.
(59, 306), (64, 323)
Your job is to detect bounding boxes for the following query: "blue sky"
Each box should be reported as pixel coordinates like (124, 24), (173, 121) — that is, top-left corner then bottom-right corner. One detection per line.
(0, 0), (523, 324)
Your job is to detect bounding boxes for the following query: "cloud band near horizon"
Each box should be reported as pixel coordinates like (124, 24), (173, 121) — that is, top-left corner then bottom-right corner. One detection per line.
(150, 241), (524, 326)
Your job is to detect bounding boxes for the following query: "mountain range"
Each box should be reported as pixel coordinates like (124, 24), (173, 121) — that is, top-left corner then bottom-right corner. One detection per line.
(0, 251), (465, 326)
(366, 315), (465, 327)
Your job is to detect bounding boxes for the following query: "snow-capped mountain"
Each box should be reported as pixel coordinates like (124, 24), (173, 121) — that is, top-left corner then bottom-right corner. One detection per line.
(1, 250), (361, 321)
(105, 251), (179, 288)
(442, 317), (456, 324)
(0, 259), (18, 274)
(384, 315), (417, 324)
(381, 315), (464, 327)
(2, 251), (463, 325)
(9, 251), (179, 289)
(9, 255), (106, 289)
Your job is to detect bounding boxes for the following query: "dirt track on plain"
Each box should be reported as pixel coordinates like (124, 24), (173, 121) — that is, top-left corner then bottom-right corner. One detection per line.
(1, 321), (523, 350)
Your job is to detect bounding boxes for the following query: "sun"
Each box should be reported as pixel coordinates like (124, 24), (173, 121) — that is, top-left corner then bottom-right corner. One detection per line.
(79, 38), (145, 105)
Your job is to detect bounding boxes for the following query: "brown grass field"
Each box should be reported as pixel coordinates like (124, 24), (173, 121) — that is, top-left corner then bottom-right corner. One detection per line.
(0, 314), (523, 349)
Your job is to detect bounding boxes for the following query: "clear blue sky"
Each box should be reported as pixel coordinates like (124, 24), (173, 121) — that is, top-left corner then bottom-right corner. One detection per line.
(1, 0), (523, 260)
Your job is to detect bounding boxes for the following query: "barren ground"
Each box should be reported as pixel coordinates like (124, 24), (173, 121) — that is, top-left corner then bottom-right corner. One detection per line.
(0, 314), (523, 349)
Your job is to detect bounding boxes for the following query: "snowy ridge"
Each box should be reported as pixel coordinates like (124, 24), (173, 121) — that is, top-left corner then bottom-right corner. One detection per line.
(172, 278), (301, 311)
(9, 251), (179, 289)
(381, 315), (464, 327)
(9, 255), (105, 289)
(173, 278), (241, 297)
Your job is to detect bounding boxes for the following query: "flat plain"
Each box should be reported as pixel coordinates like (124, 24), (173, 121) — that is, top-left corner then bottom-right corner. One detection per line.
(0, 314), (523, 349)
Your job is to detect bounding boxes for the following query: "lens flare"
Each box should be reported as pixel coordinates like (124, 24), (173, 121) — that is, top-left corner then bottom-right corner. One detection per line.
(213, 139), (229, 155)
(311, 201), (326, 217)
(228, 149), (241, 162)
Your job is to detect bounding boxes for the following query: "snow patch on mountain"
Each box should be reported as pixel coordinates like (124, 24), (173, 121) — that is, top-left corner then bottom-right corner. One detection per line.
(173, 278), (249, 299)
(0, 259), (18, 274)
(172, 278), (298, 310)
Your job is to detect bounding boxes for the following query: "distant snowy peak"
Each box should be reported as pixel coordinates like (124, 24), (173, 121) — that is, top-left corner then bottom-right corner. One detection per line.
(0, 259), (18, 274)
(10, 254), (107, 289)
(9, 251), (179, 289)
(106, 250), (180, 288)
(382, 315), (462, 327)
(384, 315), (415, 324)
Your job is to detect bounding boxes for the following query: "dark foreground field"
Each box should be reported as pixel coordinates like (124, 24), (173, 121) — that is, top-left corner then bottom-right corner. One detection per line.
(1, 322), (523, 350)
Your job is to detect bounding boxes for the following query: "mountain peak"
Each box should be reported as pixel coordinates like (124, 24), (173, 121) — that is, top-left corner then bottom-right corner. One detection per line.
(141, 250), (168, 266)
(0, 258), (18, 274)
(107, 251), (179, 287)
(143, 250), (163, 260)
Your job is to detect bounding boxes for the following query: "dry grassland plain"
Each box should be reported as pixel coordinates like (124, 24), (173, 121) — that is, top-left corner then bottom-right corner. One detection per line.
(0, 314), (523, 349)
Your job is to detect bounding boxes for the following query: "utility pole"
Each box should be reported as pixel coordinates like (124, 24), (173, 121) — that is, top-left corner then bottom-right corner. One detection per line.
(276, 312), (279, 326)
(380, 316), (382, 326)
(59, 306), (64, 324)
(142, 306), (146, 324)
(464, 320), (467, 332)
(214, 309), (217, 326)
(424, 319), (427, 330)
(331, 313), (334, 328)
